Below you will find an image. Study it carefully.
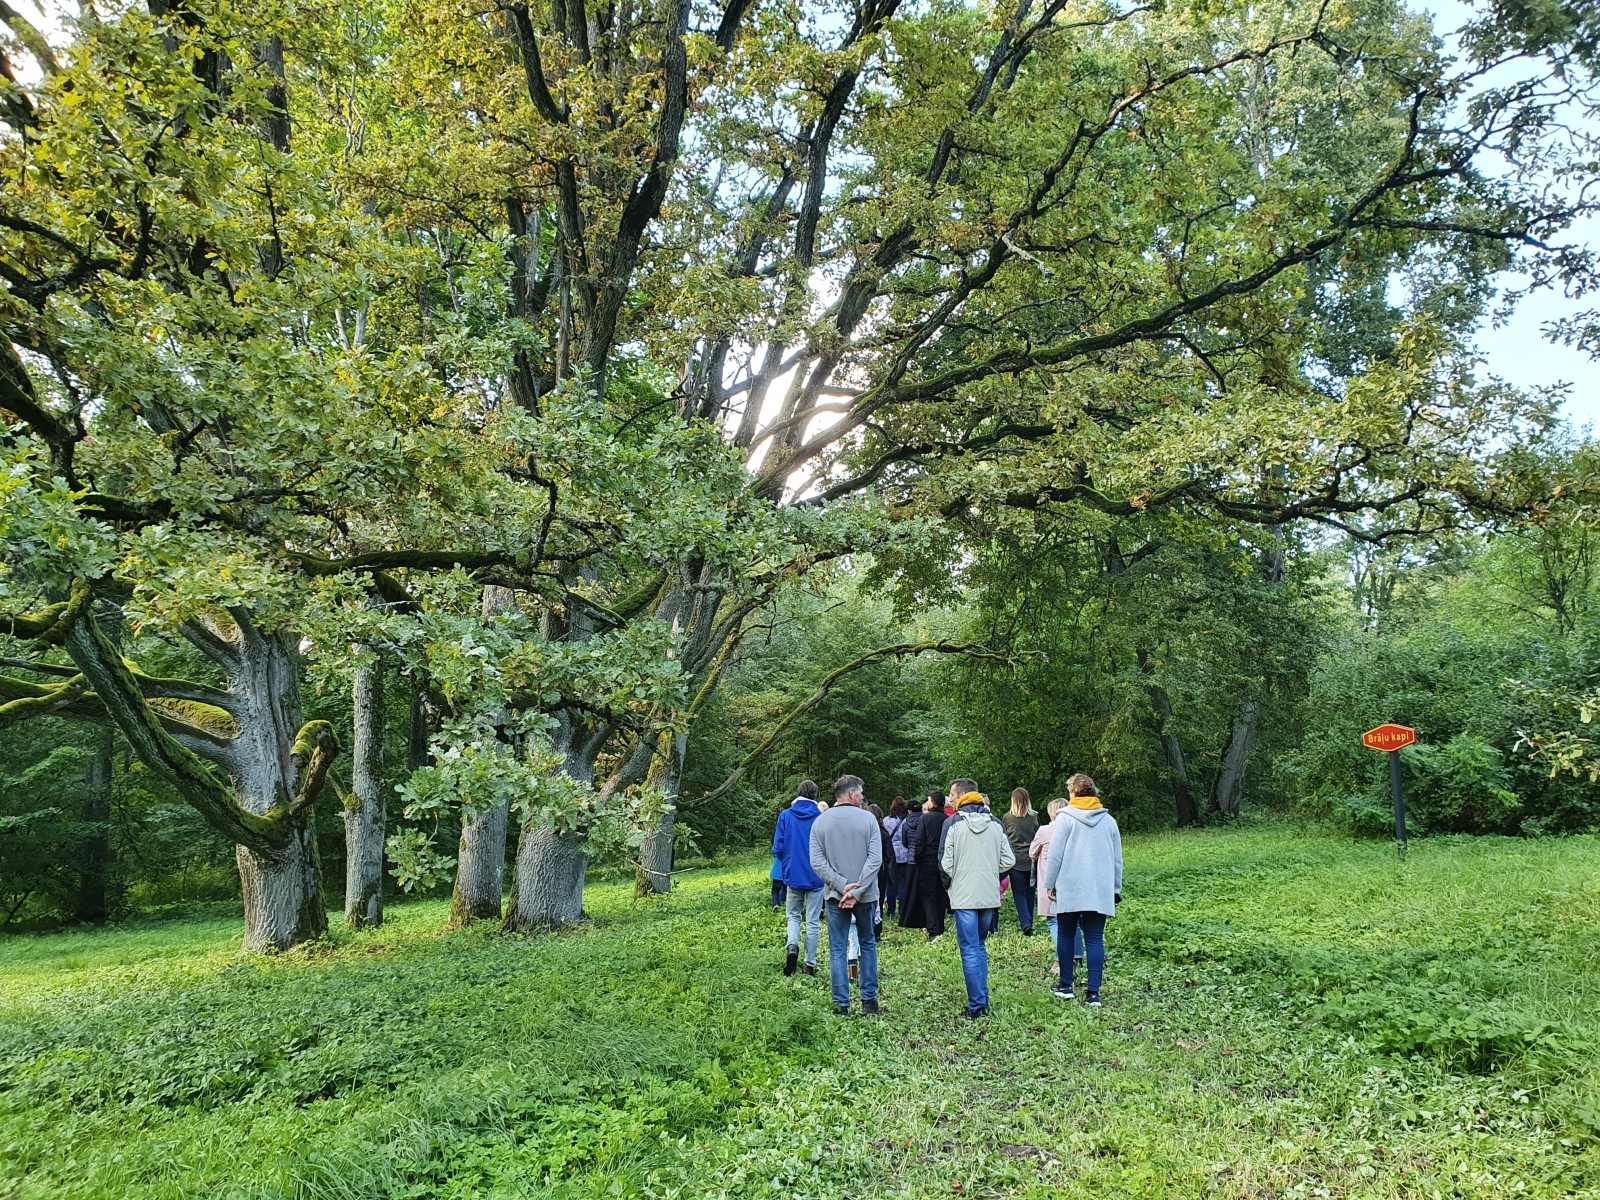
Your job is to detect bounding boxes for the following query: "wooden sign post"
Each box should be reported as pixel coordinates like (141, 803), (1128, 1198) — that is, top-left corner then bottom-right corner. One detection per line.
(1362, 723), (1417, 857)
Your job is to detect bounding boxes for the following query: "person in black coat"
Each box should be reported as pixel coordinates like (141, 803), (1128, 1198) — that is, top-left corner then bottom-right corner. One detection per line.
(898, 794), (950, 939)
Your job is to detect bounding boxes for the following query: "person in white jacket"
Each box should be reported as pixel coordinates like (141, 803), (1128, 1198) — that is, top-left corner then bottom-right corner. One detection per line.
(1042, 773), (1122, 1006)
(941, 790), (1016, 1018)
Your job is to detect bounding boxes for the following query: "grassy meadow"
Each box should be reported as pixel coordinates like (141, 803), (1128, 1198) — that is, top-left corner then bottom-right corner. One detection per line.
(0, 823), (1597, 1199)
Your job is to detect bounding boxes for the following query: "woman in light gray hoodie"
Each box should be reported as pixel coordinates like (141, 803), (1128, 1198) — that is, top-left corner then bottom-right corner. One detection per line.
(1041, 773), (1122, 1006)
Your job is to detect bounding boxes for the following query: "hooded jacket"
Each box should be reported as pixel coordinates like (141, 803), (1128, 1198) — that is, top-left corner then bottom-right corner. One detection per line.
(939, 804), (1017, 910)
(772, 798), (824, 890)
(1041, 805), (1123, 917)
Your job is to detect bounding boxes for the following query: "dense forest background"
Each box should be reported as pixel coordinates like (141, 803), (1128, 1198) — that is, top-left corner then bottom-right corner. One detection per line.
(9, 502), (1600, 925)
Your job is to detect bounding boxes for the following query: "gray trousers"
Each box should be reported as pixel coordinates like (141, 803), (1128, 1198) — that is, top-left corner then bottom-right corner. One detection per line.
(785, 887), (822, 965)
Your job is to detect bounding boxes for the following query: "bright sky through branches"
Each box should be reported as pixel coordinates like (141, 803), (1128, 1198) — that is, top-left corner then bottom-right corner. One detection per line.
(1417, 0), (1600, 430)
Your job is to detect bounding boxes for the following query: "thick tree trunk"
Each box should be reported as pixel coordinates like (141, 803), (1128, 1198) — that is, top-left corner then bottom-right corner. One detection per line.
(63, 595), (332, 953)
(635, 733), (686, 896)
(506, 822), (588, 927)
(449, 802), (509, 926)
(1213, 701), (1259, 818)
(238, 824), (327, 952)
(344, 659), (385, 928)
(75, 723), (113, 924)
(227, 621), (329, 951)
(505, 713), (602, 930)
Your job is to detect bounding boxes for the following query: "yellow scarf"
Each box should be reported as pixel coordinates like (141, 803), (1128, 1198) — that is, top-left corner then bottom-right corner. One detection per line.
(1069, 795), (1103, 811)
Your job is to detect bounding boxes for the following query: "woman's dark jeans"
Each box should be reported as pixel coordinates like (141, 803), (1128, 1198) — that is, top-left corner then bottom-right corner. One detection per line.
(881, 861), (906, 918)
(1007, 867), (1036, 931)
(1055, 910), (1107, 991)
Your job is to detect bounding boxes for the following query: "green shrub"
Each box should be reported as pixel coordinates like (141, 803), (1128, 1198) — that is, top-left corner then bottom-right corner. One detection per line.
(1318, 984), (1593, 1075)
(1404, 735), (1523, 834)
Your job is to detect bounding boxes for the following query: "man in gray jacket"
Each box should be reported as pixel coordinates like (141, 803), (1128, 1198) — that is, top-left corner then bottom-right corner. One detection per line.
(809, 774), (882, 1015)
(940, 788), (1016, 1018)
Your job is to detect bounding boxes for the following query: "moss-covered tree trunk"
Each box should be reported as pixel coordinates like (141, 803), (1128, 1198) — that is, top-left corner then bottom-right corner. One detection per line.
(61, 593), (335, 953)
(344, 658), (385, 928)
(223, 622), (330, 952)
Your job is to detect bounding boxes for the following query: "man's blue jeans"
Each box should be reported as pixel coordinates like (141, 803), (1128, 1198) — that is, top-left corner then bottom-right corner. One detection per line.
(952, 907), (998, 1014)
(825, 898), (878, 1008)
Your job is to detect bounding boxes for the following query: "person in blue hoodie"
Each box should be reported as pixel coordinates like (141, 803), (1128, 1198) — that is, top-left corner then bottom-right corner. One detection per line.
(773, 780), (825, 976)
(1042, 773), (1123, 1006)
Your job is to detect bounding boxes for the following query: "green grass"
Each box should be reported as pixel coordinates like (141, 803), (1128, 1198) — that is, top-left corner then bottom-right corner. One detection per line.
(1, 824), (1597, 1199)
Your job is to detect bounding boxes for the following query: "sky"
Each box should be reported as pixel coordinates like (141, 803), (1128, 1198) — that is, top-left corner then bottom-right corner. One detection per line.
(1415, 0), (1600, 430)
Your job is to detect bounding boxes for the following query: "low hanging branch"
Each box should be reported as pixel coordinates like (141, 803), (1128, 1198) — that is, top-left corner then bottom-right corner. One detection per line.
(55, 581), (340, 857)
(689, 639), (1012, 808)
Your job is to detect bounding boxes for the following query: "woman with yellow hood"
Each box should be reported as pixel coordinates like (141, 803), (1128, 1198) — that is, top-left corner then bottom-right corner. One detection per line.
(1042, 773), (1123, 1007)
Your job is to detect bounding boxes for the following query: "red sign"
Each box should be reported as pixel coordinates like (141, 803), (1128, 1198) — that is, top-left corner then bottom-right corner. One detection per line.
(1363, 724), (1417, 752)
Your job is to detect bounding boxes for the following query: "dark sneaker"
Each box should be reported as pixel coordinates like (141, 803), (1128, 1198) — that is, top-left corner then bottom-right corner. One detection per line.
(965, 1006), (988, 1019)
(1085, 990), (1102, 1007)
(862, 999), (881, 1015)
(1050, 982), (1075, 1001)
(784, 945), (799, 976)
(1022, 926), (1034, 937)
(802, 963), (817, 976)
(834, 1005), (851, 1017)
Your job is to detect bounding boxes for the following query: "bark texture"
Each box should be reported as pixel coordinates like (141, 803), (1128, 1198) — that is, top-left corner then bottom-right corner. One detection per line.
(450, 802), (509, 926)
(223, 620), (330, 952)
(344, 659), (385, 928)
(1213, 701), (1259, 818)
(505, 712), (602, 929)
(238, 826), (326, 952)
(61, 590), (335, 953)
(506, 822), (588, 928)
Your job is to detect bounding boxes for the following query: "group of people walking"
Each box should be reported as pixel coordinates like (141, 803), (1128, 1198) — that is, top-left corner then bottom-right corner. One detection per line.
(770, 772), (1123, 1018)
